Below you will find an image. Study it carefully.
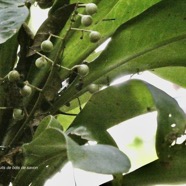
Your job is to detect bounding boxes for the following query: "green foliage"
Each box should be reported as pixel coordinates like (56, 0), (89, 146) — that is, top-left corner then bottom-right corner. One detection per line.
(0, 0), (29, 43)
(0, 0), (186, 185)
(14, 116), (130, 185)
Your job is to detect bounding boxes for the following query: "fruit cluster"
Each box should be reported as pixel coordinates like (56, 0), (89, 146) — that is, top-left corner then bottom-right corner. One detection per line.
(78, 3), (101, 43)
(4, 70), (32, 120)
(0, 2), (100, 122)
(34, 3), (100, 94)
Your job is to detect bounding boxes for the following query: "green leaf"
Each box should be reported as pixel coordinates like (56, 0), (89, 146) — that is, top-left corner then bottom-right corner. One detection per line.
(57, 114), (76, 131)
(59, 0), (161, 71)
(36, 0), (54, 9)
(147, 84), (186, 160)
(49, 0), (70, 15)
(33, 115), (63, 139)
(153, 67), (186, 88)
(86, 0), (186, 85)
(60, 92), (91, 113)
(0, 34), (19, 142)
(14, 128), (67, 186)
(0, 34), (18, 77)
(14, 115), (131, 185)
(68, 80), (155, 145)
(108, 145), (186, 185)
(52, 0), (185, 112)
(67, 137), (131, 174)
(68, 79), (186, 156)
(14, 116), (65, 185)
(0, 0), (29, 44)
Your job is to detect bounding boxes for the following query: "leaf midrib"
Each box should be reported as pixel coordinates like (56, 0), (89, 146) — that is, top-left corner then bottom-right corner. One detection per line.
(95, 33), (186, 79)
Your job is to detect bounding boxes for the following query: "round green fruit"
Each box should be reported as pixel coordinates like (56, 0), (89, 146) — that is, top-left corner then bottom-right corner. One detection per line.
(77, 64), (89, 77)
(85, 3), (97, 15)
(13, 108), (24, 120)
(87, 84), (99, 94)
(41, 40), (53, 52)
(89, 31), (101, 43)
(8, 70), (20, 82)
(20, 85), (32, 97)
(81, 15), (93, 27)
(35, 57), (47, 68)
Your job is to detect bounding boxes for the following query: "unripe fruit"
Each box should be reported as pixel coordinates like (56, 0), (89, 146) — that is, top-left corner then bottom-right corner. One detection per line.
(41, 40), (53, 52)
(89, 31), (101, 43)
(8, 70), (20, 82)
(35, 57), (47, 68)
(20, 85), (32, 97)
(85, 3), (97, 15)
(87, 84), (99, 94)
(13, 108), (24, 120)
(77, 64), (89, 77)
(81, 15), (93, 27)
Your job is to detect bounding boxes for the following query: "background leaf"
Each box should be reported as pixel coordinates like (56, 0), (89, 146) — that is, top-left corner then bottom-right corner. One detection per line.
(0, 0), (29, 44)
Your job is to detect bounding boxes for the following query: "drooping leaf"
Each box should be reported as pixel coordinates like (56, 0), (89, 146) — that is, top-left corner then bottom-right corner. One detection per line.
(147, 84), (186, 160)
(67, 79), (186, 155)
(67, 137), (131, 174)
(0, 0), (29, 44)
(67, 80), (155, 145)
